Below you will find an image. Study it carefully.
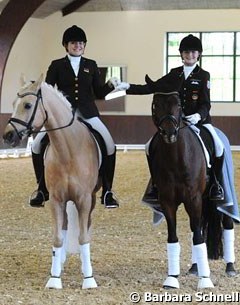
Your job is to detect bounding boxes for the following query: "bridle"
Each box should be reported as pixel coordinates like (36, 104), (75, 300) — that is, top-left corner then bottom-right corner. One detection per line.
(8, 89), (75, 140)
(8, 90), (46, 140)
(152, 92), (183, 141)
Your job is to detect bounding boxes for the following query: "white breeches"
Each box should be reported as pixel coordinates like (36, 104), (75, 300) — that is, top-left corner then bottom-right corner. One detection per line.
(31, 128), (46, 154)
(203, 124), (224, 157)
(81, 116), (115, 155)
(31, 116), (115, 156)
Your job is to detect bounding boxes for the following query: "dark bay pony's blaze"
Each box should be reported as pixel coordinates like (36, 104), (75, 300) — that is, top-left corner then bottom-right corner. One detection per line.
(3, 75), (101, 289)
(150, 91), (214, 289)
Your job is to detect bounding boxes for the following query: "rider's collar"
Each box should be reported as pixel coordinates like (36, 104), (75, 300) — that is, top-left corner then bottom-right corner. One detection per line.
(67, 54), (81, 63)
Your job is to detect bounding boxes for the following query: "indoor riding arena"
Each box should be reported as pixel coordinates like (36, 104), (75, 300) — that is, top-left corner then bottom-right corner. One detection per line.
(2, 1), (240, 305)
(0, 150), (240, 304)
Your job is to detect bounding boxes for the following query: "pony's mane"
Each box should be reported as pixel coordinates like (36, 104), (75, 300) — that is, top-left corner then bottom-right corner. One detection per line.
(41, 82), (72, 111)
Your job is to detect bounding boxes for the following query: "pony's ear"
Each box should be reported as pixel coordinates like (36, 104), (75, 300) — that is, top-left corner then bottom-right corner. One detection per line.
(145, 74), (156, 86)
(34, 74), (44, 90)
(145, 73), (183, 93)
(145, 74), (159, 92)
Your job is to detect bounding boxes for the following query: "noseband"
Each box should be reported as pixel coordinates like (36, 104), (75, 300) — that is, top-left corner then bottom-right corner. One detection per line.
(152, 92), (182, 141)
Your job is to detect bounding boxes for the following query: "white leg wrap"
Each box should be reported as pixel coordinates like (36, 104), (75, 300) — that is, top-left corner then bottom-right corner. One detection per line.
(51, 246), (62, 277)
(194, 243), (210, 277)
(223, 229), (235, 263)
(80, 243), (92, 278)
(167, 242), (180, 276)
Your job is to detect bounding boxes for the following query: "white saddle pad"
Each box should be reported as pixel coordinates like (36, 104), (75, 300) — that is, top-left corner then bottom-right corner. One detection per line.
(190, 125), (211, 168)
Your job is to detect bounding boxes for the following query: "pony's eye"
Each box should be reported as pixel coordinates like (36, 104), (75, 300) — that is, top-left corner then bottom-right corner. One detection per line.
(24, 103), (32, 110)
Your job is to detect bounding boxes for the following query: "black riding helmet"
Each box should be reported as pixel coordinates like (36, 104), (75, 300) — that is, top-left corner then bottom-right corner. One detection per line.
(62, 25), (87, 45)
(179, 34), (202, 53)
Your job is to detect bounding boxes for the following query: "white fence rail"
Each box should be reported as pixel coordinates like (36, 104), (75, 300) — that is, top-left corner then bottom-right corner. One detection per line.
(0, 137), (146, 159)
(0, 137), (239, 159)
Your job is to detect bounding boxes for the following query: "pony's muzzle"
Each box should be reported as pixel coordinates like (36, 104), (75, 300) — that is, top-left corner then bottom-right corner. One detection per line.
(161, 128), (178, 144)
(3, 128), (21, 147)
(163, 134), (177, 144)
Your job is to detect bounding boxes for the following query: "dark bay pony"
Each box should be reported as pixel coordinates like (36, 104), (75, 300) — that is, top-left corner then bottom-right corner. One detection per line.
(149, 90), (216, 289)
(3, 75), (101, 289)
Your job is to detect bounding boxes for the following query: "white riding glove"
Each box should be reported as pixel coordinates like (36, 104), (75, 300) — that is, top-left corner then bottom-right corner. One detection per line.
(115, 82), (130, 91)
(108, 77), (121, 89)
(185, 113), (201, 125)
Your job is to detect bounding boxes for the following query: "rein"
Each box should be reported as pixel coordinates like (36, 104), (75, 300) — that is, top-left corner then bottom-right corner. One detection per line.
(8, 89), (75, 139)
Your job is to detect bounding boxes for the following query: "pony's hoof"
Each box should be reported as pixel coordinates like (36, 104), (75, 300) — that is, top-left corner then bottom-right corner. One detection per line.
(163, 276), (179, 289)
(188, 263), (198, 276)
(197, 277), (214, 289)
(82, 276), (98, 289)
(45, 277), (62, 289)
(226, 263), (237, 277)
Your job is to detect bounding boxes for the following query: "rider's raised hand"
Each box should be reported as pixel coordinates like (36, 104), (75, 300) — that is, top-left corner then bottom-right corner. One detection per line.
(115, 82), (130, 91)
(108, 77), (121, 89)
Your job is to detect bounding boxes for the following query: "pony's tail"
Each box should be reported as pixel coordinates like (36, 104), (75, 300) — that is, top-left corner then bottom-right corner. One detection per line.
(66, 201), (80, 254)
(202, 199), (223, 259)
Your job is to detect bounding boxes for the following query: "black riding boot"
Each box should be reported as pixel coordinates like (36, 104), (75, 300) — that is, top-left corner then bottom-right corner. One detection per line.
(29, 151), (49, 207)
(209, 154), (224, 201)
(142, 155), (163, 220)
(101, 149), (119, 208)
(142, 155), (158, 202)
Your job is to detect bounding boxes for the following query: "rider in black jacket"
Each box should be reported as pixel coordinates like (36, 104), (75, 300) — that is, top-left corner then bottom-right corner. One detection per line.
(117, 34), (225, 207)
(30, 25), (120, 209)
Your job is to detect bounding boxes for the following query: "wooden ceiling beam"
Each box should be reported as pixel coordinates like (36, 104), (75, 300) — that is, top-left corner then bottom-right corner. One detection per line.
(62, 0), (91, 16)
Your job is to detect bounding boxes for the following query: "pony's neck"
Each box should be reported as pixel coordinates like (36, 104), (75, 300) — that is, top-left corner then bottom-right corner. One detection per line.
(40, 82), (78, 155)
(40, 82), (74, 130)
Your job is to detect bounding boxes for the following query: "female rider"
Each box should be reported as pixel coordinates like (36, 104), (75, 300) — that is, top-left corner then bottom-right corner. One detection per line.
(30, 25), (120, 209)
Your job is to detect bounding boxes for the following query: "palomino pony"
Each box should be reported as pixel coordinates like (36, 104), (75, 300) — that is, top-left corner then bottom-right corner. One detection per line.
(149, 90), (215, 289)
(3, 75), (101, 289)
